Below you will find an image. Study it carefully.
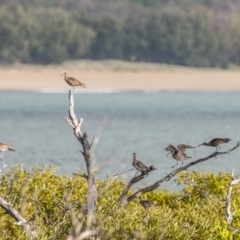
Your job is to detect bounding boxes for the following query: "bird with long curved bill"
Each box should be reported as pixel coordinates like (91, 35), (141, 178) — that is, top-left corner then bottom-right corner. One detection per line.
(60, 72), (86, 90)
(165, 144), (195, 168)
(197, 138), (231, 152)
(0, 142), (15, 167)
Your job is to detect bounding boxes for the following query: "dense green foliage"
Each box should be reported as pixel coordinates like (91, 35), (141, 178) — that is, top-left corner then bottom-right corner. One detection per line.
(1, 166), (240, 239)
(0, 0), (240, 66)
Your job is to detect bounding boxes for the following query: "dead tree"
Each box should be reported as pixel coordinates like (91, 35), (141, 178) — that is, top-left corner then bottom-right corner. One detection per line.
(119, 141), (240, 208)
(65, 90), (98, 216)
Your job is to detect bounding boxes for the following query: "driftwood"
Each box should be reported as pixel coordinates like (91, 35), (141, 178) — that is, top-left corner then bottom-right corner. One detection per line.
(0, 197), (37, 238)
(226, 169), (240, 223)
(65, 90), (98, 216)
(119, 141), (240, 208)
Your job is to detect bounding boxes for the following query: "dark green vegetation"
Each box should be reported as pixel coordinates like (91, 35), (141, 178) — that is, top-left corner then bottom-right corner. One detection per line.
(1, 0), (240, 67)
(1, 166), (240, 239)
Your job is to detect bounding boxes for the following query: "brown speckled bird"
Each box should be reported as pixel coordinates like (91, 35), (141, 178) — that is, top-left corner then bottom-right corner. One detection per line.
(60, 72), (86, 89)
(198, 138), (231, 152)
(0, 143), (15, 153)
(0, 143), (15, 161)
(132, 153), (148, 173)
(165, 144), (195, 168)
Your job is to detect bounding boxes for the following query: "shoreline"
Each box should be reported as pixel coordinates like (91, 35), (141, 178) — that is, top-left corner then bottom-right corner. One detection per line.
(1, 61), (240, 91)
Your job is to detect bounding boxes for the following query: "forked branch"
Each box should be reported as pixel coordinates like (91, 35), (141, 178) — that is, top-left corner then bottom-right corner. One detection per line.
(0, 197), (37, 238)
(119, 166), (156, 208)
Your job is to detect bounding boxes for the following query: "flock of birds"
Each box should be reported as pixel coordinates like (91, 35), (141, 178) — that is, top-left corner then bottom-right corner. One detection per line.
(132, 138), (231, 209)
(0, 73), (233, 209)
(132, 138), (231, 175)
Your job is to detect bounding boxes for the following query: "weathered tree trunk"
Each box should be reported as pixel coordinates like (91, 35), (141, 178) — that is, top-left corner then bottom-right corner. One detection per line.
(65, 90), (98, 216)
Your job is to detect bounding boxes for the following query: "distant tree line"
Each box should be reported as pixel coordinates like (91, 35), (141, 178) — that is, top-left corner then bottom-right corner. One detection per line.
(0, 1), (240, 67)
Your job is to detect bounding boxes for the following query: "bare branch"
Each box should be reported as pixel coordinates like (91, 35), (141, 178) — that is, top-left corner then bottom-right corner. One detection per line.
(119, 166), (157, 208)
(73, 172), (88, 180)
(120, 141), (240, 208)
(0, 197), (37, 238)
(226, 169), (240, 223)
(113, 168), (134, 177)
(78, 229), (98, 240)
(65, 90), (98, 218)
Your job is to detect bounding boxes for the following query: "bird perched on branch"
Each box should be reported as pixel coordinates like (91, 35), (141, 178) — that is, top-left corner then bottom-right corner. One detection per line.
(0, 143), (15, 154)
(132, 153), (148, 174)
(0, 142), (15, 162)
(165, 144), (195, 168)
(60, 72), (86, 90)
(198, 138), (231, 152)
(139, 197), (160, 210)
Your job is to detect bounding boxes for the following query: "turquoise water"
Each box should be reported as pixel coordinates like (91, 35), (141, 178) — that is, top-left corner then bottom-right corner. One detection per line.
(1, 90), (240, 190)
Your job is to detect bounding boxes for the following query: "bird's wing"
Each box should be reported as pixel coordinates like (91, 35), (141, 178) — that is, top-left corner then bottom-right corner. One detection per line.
(209, 138), (231, 146)
(209, 138), (219, 144)
(177, 144), (195, 152)
(165, 144), (177, 152)
(137, 160), (148, 169)
(69, 77), (86, 87)
(0, 143), (11, 147)
(68, 77), (79, 83)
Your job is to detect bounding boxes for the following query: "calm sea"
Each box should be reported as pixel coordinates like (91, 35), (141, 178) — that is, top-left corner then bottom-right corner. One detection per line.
(1, 90), (240, 190)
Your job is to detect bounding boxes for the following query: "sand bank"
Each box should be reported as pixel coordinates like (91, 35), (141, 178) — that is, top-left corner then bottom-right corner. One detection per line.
(0, 61), (240, 91)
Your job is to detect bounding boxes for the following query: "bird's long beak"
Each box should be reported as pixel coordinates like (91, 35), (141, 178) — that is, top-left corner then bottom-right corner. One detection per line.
(166, 151), (172, 157)
(197, 144), (203, 147)
(60, 73), (65, 77)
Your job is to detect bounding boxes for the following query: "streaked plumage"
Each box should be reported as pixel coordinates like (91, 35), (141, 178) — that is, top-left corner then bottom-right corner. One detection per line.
(0, 143), (15, 152)
(165, 144), (195, 168)
(60, 72), (86, 89)
(132, 153), (148, 172)
(198, 138), (231, 152)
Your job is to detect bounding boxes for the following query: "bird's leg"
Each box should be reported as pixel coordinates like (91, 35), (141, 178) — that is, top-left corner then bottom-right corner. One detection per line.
(142, 169), (149, 178)
(0, 151), (4, 160)
(180, 161), (184, 168)
(171, 161), (178, 169)
(0, 158), (7, 169)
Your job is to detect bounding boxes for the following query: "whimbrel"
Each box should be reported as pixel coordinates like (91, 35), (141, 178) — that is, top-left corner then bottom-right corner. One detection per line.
(198, 138), (231, 152)
(132, 153), (148, 175)
(60, 72), (86, 89)
(0, 143), (15, 166)
(0, 143), (15, 154)
(139, 197), (160, 210)
(165, 144), (195, 168)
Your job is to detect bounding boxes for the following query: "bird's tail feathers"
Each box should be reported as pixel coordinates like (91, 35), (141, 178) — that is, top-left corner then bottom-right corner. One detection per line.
(79, 83), (86, 88)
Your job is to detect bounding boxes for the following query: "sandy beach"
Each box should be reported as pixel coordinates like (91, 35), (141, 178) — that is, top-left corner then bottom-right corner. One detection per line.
(0, 61), (240, 91)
